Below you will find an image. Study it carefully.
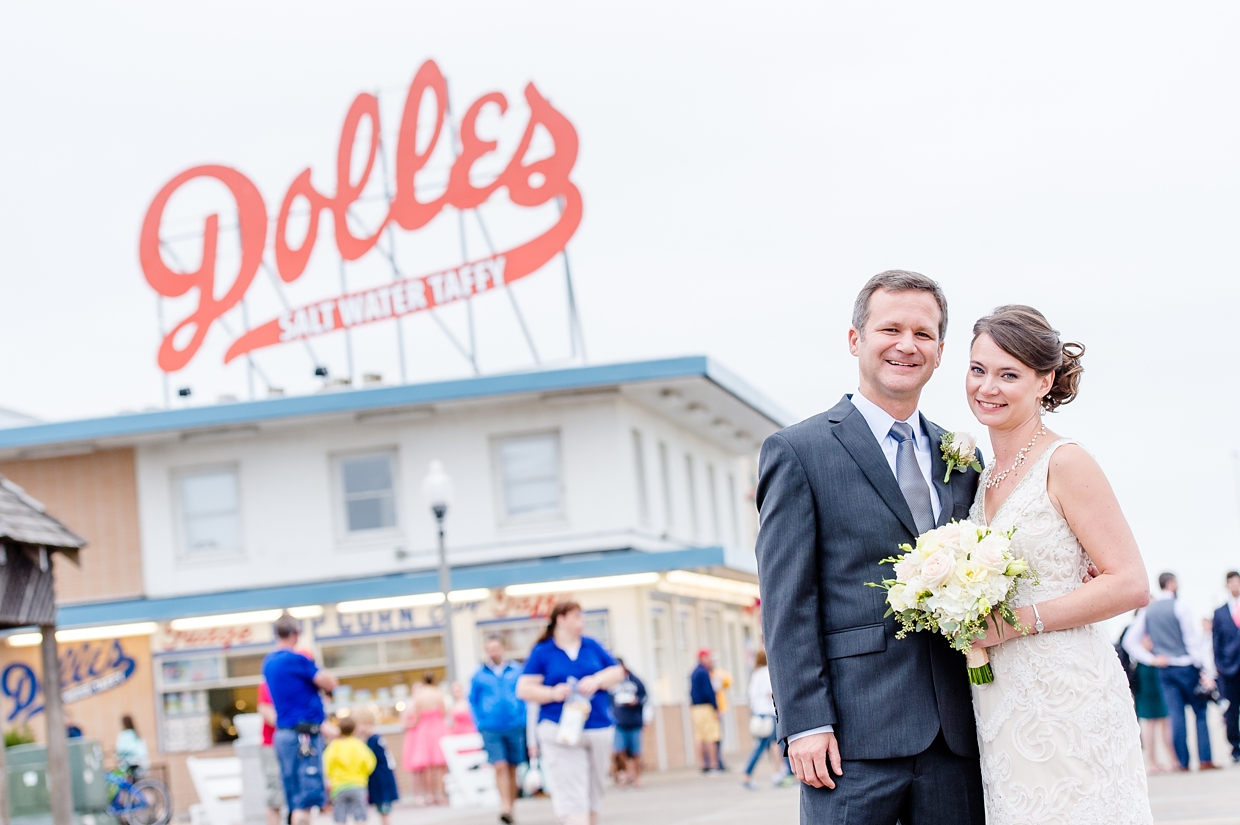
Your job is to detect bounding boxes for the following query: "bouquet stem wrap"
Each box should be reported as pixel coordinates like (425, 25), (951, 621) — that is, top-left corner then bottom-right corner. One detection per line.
(965, 648), (993, 685)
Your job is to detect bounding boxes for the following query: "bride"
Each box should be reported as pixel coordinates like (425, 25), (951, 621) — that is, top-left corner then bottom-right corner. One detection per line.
(965, 305), (1153, 824)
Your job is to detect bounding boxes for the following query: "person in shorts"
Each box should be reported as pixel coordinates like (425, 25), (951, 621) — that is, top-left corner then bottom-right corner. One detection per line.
(354, 711), (398, 825)
(470, 636), (529, 824)
(608, 659), (647, 788)
(262, 613), (339, 825)
(323, 716), (375, 824)
(689, 649), (721, 772)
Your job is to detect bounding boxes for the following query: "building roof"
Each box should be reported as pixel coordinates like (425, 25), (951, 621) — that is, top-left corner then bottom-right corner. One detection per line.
(0, 476), (86, 552)
(0, 357), (792, 457)
(51, 546), (727, 629)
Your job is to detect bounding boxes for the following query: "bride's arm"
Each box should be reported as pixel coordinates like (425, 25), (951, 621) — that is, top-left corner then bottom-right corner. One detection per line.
(977, 444), (1150, 646)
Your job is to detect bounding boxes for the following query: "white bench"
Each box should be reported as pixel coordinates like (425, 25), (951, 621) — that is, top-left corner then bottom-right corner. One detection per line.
(439, 734), (500, 809)
(187, 756), (244, 825)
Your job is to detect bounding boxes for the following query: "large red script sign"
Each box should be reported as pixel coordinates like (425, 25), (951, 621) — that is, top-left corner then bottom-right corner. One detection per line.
(139, 60), (581, 372)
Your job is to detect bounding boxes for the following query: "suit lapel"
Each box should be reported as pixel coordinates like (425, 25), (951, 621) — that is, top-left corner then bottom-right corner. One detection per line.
(829, 396), (920, 538)
(922, 415), (956, 527)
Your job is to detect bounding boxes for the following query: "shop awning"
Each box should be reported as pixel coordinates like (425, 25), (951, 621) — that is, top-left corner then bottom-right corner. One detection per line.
(51, 546), (731, 630)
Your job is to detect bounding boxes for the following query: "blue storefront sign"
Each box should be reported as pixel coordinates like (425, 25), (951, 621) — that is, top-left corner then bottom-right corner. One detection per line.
(1, 638), (137, 724)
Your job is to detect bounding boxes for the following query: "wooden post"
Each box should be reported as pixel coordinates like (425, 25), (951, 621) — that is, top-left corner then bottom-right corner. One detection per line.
(39, 626), (72, 825)
(0, 699), (10, 825)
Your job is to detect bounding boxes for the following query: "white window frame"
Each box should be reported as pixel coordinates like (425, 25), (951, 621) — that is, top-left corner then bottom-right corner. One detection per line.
(632, 429), (650, 525)
(334, 449), (401, 539)
(492, 430), (565, 525)
(685, 453), (700, 540)
(172, 464), (244, 563)
(658, 441), (673, 529)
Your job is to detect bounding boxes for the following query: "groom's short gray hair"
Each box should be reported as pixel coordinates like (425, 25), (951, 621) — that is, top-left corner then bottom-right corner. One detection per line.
(852, 270), (949, 341)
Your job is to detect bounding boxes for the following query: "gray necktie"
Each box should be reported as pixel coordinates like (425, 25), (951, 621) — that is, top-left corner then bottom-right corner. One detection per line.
(890, 421), (935, 534)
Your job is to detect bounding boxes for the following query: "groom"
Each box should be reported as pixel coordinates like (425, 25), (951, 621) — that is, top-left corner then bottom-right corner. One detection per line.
(755, 271), (984, 824)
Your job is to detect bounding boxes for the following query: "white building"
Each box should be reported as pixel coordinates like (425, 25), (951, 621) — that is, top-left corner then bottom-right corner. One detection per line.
(0, 356), (788, 802)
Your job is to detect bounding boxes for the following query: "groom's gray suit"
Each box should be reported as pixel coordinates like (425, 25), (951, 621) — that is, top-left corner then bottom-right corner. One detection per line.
(756, 395), (985, 824)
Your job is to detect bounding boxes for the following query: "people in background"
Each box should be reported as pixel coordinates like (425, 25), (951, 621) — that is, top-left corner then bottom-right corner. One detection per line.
(64, 709), (82, 739)
(1133, 635), (1174, 774)
(115, 715), (149, 776)
(710, 661), (732, 772)
(262, 613), (340, 825)
(449, 681), (477, 735)
(322, 716), (376, 825)
(470, 636), (529, 825)
(689, 649), (721, 773)
(518, 601), (625, 825)
(609, 658), (648, 788)
(741, 650), (790, 789)
(256, 680), (286, 825)
(1212, 570), (1240, 763)
(402, 673), (449, 806)
(353, 711), (398, 825)
(1123, 573), (1217, 771)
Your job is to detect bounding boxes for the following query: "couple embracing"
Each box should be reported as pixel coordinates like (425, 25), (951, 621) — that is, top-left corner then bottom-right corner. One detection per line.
(756, 271), (1154, 824)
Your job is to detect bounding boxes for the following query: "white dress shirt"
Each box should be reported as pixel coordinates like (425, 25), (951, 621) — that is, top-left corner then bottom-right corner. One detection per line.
(788, 391), (941, 744)
(1122, 590), (1212, 673)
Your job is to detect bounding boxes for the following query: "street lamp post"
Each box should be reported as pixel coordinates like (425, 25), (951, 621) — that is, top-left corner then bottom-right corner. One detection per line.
(422, 460), (456, 685)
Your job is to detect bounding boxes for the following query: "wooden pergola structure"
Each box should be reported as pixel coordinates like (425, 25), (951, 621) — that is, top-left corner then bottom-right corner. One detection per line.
(0, 475), (87, 825)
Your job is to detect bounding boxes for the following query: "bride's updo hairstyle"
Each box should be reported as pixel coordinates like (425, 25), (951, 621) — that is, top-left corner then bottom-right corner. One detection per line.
(971, 305), (1084, 413)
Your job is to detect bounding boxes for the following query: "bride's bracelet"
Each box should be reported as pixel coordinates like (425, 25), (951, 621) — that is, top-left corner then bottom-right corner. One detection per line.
(1030, 603), (1045, 635)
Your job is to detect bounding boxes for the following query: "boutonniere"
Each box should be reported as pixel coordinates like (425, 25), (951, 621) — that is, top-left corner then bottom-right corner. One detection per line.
(940, 431), (982, 483)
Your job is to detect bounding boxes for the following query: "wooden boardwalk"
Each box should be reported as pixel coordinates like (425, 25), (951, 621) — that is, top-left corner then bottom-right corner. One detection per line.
(356, 760), (1240, 825)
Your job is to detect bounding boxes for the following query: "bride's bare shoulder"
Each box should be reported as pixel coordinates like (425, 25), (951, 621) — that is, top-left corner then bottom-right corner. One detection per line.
(1046, 440), (1114, 498)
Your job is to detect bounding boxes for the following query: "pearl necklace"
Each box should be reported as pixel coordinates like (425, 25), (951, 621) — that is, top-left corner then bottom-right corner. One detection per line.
(985, 424), (1047, 489)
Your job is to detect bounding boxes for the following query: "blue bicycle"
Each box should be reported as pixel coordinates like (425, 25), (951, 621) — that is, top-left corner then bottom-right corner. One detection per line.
(106, 767), (171, 825)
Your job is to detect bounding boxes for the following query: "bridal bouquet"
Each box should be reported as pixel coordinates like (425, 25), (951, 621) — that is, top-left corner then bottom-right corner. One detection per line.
(867, 520), (1036, 684)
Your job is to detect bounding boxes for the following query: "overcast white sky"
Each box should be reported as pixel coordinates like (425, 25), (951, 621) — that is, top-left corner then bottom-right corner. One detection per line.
(2, 3), (1239, 622)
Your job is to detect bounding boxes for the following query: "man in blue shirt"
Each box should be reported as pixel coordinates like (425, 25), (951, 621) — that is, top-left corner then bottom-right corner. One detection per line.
(469, 636), (529, 825)
(689, 649), (720, 773)
(261, 613), (338, 825)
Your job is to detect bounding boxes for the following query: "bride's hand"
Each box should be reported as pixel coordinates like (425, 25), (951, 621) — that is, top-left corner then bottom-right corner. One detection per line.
(971, 609), (1024, 650)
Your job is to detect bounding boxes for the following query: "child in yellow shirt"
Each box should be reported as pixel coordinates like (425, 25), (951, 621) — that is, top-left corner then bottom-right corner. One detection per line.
(323, 716), (377, 823)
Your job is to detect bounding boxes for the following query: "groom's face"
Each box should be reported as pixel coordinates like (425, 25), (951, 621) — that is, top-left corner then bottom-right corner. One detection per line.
(849, 288), (944, 404)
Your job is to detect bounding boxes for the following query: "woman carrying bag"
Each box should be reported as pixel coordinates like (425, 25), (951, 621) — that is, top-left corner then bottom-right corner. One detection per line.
(740, 650), (790, 789)
(517, 601), (624, 825)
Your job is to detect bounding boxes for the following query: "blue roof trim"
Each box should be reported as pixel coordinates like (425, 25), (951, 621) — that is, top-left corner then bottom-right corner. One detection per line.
(54, 546), (727, 628)
(0, 357), (789, 451)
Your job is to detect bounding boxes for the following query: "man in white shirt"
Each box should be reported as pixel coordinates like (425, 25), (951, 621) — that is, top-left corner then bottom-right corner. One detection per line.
(1123, 572), (1218, 770)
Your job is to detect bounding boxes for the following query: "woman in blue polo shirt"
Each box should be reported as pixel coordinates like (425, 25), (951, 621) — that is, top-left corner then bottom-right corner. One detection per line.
(517, 601), (624, 825)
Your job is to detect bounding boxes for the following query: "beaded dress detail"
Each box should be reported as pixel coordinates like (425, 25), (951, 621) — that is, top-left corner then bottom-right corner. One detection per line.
(969, 439), (1151, 825)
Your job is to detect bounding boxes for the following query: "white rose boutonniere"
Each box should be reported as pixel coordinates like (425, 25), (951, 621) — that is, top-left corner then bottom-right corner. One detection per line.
(940, 431), (982, 483)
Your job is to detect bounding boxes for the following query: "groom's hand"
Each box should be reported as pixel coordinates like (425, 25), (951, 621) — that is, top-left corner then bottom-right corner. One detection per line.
(788, 732), (842, 789)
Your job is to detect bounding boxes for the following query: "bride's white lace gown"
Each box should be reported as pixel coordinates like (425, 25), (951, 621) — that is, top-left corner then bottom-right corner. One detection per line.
(969, 439), (1152, 824)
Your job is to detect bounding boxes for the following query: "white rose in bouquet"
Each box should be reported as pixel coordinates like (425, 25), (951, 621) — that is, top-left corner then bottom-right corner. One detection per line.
(920, 551), (955, 589)
(972, 535), (1010, 573)
(894, 557), (921, 583)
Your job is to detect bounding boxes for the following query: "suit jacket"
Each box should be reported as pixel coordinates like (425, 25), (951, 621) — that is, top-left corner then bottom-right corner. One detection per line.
(1212, 603), (1240, 678)
(755, 395), (983, 761)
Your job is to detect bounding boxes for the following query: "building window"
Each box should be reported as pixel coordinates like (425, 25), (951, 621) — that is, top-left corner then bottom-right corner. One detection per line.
(632, 429), (650, 525)
(728, 473), (741, 547)
(178, 467), (242, 556)
(496, 432), (562, 520)
(685, 454), (700, 539)
(339, 452), (398, 533)
(707, 463), (721, 542)
(658, 441), (673, 529)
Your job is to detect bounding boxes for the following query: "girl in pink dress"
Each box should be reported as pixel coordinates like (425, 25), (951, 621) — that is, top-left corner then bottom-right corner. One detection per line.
(402, 676), (449, 805)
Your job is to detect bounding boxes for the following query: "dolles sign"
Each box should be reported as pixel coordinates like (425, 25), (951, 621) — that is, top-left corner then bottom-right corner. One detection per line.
(140, 60), (582, 373)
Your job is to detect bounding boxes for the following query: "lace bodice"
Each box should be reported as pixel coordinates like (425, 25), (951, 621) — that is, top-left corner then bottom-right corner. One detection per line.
(977, 439), (1092, 606)
(968, 439), (1152, 825)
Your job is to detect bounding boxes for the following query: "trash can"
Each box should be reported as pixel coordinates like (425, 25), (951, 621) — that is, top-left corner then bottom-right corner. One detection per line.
(6, 739), (110, 816)
(68, 739), (108, 813)
(5, 743), (51, 817)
